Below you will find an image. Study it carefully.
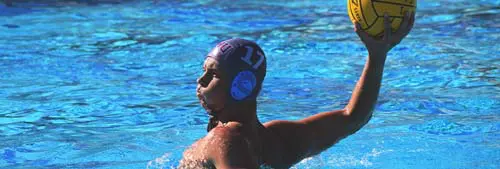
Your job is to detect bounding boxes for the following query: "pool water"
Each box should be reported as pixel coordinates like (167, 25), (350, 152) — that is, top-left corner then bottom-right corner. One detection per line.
(0, 0), (499, 168)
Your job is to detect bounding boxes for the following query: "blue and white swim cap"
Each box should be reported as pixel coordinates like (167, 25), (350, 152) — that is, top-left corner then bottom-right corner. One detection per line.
(207, 38), (267, 101)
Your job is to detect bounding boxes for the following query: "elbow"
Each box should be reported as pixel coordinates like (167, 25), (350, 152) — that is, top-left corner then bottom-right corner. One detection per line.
(342, 107), (374, 129)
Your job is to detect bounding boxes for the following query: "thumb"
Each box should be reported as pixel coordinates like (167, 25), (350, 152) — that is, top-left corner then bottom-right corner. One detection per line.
(354, 22), (372, 42)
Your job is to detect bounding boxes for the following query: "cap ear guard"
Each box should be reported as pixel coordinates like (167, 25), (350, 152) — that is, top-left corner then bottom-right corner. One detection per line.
(230, 70), (256, 101)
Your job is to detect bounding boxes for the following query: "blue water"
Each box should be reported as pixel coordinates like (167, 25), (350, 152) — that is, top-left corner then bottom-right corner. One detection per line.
(0, 0), (499, 168)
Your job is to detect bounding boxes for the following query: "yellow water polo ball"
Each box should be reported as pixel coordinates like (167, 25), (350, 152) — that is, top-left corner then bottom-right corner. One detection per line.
(348, 0), (417, 37)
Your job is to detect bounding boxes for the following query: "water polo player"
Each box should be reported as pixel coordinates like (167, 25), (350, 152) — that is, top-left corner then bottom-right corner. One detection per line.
(179, 12), (415, 169)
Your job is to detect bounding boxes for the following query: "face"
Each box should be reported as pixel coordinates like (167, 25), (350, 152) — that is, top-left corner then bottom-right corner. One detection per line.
(196, 58), (228, 114)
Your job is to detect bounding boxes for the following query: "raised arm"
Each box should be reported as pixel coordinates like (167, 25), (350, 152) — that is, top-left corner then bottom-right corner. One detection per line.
(347, 12), (415, 119)
(265, 12), (415, 162)
(304, 12), (414, 155)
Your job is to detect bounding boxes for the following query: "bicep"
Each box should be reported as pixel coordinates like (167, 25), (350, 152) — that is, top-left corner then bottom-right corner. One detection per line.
(299, 109), (362, 154)
(265, 109), (359, 158)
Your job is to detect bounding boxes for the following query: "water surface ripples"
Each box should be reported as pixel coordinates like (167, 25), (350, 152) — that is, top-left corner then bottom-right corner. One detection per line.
(0, 0), (499, 168)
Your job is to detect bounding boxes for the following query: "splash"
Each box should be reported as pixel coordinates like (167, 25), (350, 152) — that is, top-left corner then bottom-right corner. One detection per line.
(147, 153), (175, 169)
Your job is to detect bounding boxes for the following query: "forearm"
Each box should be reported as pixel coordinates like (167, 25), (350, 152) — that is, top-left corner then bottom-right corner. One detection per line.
(344, 11), (414, 122)
(296, 53), (387, 156)
(344, 53), (386, 124)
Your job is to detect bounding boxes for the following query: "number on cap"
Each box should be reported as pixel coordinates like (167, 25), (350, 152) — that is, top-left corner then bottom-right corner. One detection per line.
(241, 46), (264, 70)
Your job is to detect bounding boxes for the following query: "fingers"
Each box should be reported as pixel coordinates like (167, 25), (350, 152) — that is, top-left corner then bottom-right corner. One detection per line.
(396, 11), (415, 37)
(354, 22), (373, 42)
(354, 21), (361, 32)
(400, 12), (410, 33)
(408, 11), (415, 31)
(383, 13), (391, 43)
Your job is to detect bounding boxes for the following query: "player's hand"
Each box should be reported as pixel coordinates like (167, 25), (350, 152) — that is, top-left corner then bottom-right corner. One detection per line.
(354, 11), (415, 57)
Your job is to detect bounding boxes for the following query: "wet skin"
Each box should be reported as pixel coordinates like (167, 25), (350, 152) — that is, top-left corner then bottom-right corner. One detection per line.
(196, 58), (228, 115)
(179, 12), (415, 169)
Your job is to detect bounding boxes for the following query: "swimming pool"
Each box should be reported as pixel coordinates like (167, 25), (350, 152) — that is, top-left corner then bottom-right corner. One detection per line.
(0, 0), (498, 168)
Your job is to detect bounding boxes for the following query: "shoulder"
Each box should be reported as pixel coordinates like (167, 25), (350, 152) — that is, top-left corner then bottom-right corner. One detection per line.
(179, 125), (247, 168)
(205, 124), (259, 168)
(206, 123), (245, 146)
(181, 125), (243, 159)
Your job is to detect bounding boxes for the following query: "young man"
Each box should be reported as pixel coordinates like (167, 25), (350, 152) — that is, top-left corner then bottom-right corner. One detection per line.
(179, 12), (415, 169)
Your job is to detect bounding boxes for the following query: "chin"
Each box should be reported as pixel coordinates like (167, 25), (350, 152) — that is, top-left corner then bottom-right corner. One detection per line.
(204, 105), (218, 115)
(199, 99), (215, 115)
(205, 109), (216, 116)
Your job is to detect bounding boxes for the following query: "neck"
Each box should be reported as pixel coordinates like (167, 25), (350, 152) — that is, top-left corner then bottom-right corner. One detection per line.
(211, 99), (266, 163)
(207, 99), (263, 132)
(218, 99), (257, 122)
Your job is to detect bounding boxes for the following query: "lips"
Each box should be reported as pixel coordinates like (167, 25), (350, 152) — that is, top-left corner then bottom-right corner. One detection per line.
(196, 87), (203, 100)
(197, 87), (215, 115)
(197, 92), (205, 103)
(196, 90), (209, 108)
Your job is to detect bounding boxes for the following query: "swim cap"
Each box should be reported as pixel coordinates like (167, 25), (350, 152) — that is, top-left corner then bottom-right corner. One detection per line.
(207, 38), (267, 101)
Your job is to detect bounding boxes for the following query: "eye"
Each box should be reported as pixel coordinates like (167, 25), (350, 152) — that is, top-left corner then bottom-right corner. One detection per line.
(211, 71), (218, 78)
(198, 72), (212, 87)
(205, 69), (217, 77)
